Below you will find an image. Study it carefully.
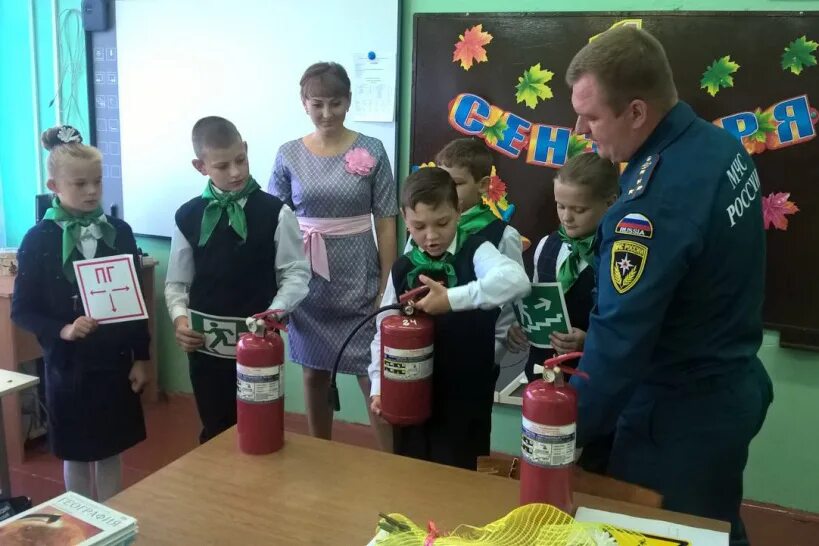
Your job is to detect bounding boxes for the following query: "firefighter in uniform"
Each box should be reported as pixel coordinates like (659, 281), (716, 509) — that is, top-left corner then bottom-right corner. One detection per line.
(565, 27), (773, 546)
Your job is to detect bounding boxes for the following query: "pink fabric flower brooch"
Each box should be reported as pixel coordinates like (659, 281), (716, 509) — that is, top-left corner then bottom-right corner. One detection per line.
(344, 147), (376, 176)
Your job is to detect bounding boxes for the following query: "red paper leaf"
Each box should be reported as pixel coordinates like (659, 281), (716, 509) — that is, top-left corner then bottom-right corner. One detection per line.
(486, 173), (507, 202)
(762, 192), (800, 230)
(452, 24), (493, 71)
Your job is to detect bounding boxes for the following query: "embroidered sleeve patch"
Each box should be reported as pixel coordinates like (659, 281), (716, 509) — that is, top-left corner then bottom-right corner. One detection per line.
(610, 240), (648, 294)
(615, 213), (654, 239)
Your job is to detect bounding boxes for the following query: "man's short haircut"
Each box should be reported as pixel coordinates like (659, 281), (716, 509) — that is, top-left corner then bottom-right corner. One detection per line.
(566, 26), (678, 113)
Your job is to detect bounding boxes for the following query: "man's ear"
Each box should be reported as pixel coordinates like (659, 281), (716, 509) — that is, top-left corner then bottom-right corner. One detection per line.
(628, 99), (649, 130)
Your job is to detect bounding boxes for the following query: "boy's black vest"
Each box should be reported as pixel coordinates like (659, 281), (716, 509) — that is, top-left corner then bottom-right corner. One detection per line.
(175, 190), (282, 317)
(391, 234), (500, 406)
(473, 218), (506, 249)
(526, 231), (595, 378)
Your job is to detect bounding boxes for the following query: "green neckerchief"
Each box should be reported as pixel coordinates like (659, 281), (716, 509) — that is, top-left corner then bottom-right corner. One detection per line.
(459, 202), (497, 236)
(199, 177), (260, 247)
(405, 229), (466, 289)
(43, 197), (116, 282)
(557, 225), (596, 293)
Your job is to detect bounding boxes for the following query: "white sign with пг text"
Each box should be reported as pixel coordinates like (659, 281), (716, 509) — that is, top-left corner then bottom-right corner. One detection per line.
(73, 254), (148, 324)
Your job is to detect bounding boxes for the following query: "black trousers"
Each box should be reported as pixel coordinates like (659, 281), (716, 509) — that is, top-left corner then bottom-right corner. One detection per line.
(394, 366), (499, 471)
(188, 352), (237, 444)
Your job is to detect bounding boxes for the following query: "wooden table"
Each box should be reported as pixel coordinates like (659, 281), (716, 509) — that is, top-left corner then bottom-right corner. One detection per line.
(108, 430), (728, 544)
(0, 258), (158, 468)
(0, 370), (39, 496)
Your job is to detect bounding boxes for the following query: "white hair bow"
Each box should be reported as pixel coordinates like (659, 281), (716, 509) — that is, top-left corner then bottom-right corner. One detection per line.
(57, 126), (81, 144)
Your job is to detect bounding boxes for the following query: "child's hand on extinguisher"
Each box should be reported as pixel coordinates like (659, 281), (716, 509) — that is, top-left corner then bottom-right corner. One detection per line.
(370, 395), (383, 416)
(173, 316), (205, 352)
(414, 275), (451, 315)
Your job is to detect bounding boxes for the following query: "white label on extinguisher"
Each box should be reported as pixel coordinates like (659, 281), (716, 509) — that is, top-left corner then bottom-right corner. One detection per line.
(383, 345), (434, 381)
(236, 363), (282, 404)
(521, 416), (575, 468)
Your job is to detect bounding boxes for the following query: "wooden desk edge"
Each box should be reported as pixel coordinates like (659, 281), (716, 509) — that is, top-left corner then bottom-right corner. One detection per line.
(108, 430), (730, 537)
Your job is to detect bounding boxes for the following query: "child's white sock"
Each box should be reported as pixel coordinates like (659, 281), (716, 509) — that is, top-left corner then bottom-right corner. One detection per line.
(94, 454), (123, 501)
(63, 460), (92, 497)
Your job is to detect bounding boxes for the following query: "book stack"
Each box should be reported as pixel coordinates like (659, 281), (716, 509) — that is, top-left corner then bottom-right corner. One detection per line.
(0, 492), (137, 545)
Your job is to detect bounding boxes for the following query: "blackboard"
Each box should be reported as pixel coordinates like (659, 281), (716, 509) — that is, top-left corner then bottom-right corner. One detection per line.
(411, 12), (819, 352)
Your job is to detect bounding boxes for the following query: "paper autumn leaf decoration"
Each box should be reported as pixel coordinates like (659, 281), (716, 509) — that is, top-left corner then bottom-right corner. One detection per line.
(762, 192), (799, 231)
(515, 63), (554, 109)
(700, 56), (740, 97)
(481, 106), (509, 145)
(781, 36), (818, 75)
(567, 134), (591, 159)
(481, 167), (530, 250)
(452, 24), (493, 71)
(741, 109), (777, 155)
(486, 168), (507, 202)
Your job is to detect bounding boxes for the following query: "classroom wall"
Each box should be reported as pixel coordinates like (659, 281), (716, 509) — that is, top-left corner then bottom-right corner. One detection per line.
(2, 0), (817, 513)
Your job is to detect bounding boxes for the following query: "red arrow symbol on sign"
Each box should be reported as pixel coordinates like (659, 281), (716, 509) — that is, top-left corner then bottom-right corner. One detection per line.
(90, 289), (107, 295)
(109, 294), (117, 312)
(112, 286), (130, 292)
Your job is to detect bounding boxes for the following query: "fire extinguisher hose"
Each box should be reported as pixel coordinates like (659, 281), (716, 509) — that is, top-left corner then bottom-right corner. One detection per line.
(328, 303), (403, 411)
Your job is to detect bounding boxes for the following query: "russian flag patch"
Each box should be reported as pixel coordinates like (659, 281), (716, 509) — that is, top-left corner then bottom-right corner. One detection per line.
(615, 213), (653, 239)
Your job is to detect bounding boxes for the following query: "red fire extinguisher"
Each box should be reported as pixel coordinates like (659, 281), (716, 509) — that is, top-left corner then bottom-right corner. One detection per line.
(236, 309), (286, 455)
(520, 352), (588, 513)
(379, 285), (435, 426)
(329, 285), (434, 426)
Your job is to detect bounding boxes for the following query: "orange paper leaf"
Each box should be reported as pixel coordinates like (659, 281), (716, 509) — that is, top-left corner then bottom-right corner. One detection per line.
(452, 24), (493, 71)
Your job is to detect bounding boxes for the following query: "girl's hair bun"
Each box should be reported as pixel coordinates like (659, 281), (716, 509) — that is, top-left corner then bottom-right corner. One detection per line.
(41, 125), (84, 151)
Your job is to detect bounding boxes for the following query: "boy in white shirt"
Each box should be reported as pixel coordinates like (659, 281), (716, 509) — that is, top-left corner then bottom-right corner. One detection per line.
(165, 116), (310, 443)
(369, 167), (529, 470)
(417, 139), (525, 379)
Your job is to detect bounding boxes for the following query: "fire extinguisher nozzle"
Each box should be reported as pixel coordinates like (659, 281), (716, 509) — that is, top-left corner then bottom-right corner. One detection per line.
(329, 384), (341, 411)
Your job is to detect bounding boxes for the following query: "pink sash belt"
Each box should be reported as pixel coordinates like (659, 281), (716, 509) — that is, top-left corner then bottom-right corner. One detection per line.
(298, 215), (371, 281)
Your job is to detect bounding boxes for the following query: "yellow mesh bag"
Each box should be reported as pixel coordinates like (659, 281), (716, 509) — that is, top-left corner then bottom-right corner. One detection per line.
(373, 503), (647, 545)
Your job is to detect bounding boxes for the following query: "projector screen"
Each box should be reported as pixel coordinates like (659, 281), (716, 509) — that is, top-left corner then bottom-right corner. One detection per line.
(115, 0), (399, 237)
